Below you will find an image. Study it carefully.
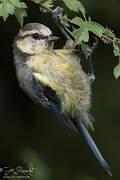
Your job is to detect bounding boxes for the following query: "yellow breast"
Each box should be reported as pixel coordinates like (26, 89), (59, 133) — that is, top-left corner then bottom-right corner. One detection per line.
(25, 49), (91, 117)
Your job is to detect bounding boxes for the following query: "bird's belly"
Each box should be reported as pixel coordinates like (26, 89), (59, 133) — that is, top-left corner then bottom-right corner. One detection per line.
(16, 64), (35, 98)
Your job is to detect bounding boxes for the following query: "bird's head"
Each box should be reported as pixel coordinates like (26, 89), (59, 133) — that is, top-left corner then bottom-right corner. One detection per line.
(13, 23), (59, 55)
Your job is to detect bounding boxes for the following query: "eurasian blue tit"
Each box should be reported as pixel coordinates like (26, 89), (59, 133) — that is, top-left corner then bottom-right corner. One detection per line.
(13, 23), (112, 176)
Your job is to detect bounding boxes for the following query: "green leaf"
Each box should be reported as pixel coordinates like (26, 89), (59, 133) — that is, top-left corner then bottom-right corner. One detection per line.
(78, 1), (86, 20)
(72, 17), (85, 26)
(44, 0), (53, 8)
(9, 0), (27, 8)
(101, 37), (109, 44)
(63, 0), (86, 19)
(81, 43), (92, 58)
(113, 42), (120, 57)
(87, 21), (105, 37)
(36, 0), (45, 3)
(40, 6), (47, 13)
(0, 0), (14, 21)
(63, 0), (79, 12)
(114, 62), (120, 79)
(40, 0), (53, 13)
(104, 27), (115, 39)
(72, 17), (105, 43)
(14, 8), (27, 27)
(59, 14), (70, 27)
(73, 25), (89, 44)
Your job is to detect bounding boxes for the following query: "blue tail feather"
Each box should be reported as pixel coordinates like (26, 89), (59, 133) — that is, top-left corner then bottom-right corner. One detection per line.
(74, 120), (112, 176)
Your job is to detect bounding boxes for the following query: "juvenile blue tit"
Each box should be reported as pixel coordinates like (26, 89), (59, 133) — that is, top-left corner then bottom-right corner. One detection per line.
(13, 23), (112, 176)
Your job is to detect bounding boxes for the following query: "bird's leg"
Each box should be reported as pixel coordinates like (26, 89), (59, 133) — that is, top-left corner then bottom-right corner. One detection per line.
(87, 54), (95, 83)
(91, 36), (99, 51)
(88, 37), (98, 83)
(52, 6), (96, 83)
(52, 6), (75, 50)
(52, 6), (73, 42)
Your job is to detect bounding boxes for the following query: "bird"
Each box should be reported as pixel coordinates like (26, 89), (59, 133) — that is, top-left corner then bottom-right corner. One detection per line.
(13, 22), (112, 176)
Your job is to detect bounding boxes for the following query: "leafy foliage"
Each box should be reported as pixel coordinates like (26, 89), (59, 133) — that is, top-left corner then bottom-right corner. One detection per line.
(0, 0), (15, 21)
(81, 43), (92, 59)
(114, 61), (120, 79)
(0, 0), (120, 78)
(62, 0), (86, 19)
(39, 0), (53, 13)
(14, 8), (27, 26)
(0, 0), (27, 26)
(72, 17), (105, 44)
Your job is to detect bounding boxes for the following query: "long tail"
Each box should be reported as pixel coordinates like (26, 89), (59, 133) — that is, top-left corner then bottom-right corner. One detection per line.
(73, 120), (112, 176)
(49, 100), (112, 176)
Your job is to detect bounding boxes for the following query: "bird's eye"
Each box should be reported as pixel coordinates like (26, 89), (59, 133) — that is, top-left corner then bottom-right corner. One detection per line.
(31, 33), (40, 40)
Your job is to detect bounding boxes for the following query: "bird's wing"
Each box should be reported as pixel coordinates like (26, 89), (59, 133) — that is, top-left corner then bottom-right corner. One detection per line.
(32, 72), (80, 131)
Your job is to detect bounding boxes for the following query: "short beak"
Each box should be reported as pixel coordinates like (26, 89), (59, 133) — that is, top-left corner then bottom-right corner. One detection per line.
(47, 36), (60, 41)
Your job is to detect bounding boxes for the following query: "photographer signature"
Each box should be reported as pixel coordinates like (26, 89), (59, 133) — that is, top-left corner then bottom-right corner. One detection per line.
(0, 162), (36, 178)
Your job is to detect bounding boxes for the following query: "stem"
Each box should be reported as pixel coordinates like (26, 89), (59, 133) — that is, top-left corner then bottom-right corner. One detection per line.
(102, 34), (120, 45)
(40, 2), (53, 12)
(28, 0), (120, 45)
(39, 2), (72, 23)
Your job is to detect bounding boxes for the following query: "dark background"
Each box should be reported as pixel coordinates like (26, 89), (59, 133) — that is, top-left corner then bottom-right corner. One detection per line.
(0, 0), (120, 179)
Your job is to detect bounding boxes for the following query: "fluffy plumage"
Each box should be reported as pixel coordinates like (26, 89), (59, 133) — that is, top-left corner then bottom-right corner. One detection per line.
(13, 23), (112, 176)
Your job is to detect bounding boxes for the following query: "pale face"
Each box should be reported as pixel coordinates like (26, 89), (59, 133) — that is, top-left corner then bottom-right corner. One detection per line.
(15, 23), (53, 55)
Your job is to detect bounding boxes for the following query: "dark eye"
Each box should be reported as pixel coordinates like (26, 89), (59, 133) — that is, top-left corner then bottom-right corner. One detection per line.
(31, 33), (40, 40)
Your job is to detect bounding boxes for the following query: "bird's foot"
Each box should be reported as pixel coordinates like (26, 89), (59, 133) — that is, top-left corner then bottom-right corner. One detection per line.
(52, 6), (63, 23)
(91, 36), (99, 51)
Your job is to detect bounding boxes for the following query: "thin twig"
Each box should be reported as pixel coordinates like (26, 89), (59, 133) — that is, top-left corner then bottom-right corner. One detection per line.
(102, 34), (120, 45)
(28, 0), (120, 45)
(41, 2), (72, 22)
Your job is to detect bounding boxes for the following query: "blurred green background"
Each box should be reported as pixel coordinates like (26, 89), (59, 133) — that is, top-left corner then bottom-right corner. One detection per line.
(0, 0), (120, 179)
